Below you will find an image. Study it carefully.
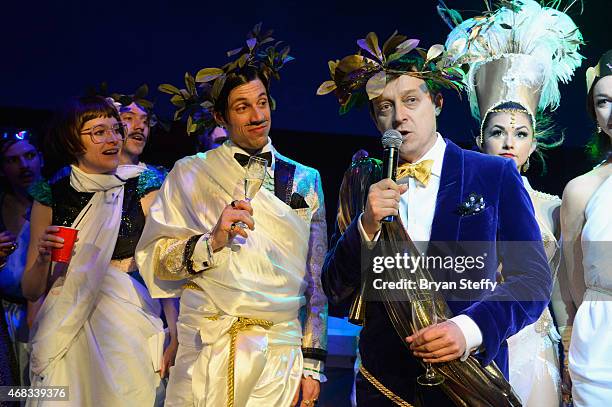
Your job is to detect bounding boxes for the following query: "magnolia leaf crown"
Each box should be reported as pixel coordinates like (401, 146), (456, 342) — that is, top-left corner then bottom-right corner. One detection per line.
(159, 23), (293, 136)
(317, 30), (466, 115)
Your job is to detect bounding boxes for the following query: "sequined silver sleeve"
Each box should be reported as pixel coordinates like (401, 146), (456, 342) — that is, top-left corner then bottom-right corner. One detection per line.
(301, 171), (329, 361)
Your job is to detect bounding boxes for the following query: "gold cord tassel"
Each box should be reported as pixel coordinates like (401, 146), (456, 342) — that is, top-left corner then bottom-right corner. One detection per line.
(225, 316), (273, 407)
(359, 364), (415, 407)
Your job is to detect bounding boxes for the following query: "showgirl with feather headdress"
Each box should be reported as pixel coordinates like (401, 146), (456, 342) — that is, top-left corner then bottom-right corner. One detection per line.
(443, 2), (584, 405)
(443, 0), (583, 149)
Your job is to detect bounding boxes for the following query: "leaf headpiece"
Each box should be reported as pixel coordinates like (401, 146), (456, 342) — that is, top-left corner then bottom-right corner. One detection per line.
(86, 82), (158, 127)
(317, 31), (466, 115)
(159, 23), (293, 136)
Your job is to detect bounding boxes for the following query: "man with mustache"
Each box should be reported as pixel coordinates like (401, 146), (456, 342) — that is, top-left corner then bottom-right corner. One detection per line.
(105, 85), (167, 174)
(0, 128), (43, 385)
(137, 25), (328, 407)
(119, 101), (152, 166)
(103, 87), (181, 387)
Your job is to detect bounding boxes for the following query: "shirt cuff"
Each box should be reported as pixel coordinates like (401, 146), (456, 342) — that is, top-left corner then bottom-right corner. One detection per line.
(303, 358), (327, 383)
(357, 213), (381, 242)
(449, 314), (483, 361)
(190, 235), (229, 272)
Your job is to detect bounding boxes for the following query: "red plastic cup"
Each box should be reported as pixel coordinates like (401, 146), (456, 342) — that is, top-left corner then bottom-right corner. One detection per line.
(51, 226), (79, 263)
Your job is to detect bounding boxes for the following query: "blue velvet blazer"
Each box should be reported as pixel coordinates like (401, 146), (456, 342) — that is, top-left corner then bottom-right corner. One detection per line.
(322, 139), (552, 394)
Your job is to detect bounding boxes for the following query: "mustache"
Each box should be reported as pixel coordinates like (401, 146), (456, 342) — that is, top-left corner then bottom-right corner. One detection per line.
(246, 119), (268, 127)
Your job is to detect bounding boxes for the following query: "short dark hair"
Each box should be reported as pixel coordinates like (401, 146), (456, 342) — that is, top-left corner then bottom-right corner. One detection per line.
(48, 96), (120, 165)
(214, 66), (270, 120)
(586, 78), (612, 162)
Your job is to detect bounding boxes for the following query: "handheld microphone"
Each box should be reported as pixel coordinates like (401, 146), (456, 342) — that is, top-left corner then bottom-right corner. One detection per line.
(381, 129), (403, 223)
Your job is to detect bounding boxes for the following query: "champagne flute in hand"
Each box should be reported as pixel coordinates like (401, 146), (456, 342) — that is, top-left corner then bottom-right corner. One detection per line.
(411, 293), (445, 386)
(236, 155), (268, 228)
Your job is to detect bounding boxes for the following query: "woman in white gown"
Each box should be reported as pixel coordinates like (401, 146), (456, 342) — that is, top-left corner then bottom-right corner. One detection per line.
(561, 49), (612, 407)
(21, 96), (174, 406)
(478, 108), (563, 406)
(444, 1), (584, 404)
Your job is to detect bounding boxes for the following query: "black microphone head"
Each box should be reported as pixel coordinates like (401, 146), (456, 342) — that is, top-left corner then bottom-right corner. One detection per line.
(382, 129), (403, 149)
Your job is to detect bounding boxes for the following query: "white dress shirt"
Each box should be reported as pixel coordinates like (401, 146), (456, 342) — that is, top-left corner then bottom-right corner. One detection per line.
(358, 133), (482, 361)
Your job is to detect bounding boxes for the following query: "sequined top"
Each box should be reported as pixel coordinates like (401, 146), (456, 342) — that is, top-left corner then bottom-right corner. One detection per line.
(29, 168), (165, 260)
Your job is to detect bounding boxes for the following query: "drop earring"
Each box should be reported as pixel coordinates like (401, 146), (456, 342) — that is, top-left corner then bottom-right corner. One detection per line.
(522, 156), (530, 173)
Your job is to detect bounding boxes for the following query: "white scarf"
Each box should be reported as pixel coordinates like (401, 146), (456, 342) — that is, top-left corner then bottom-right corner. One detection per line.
(29, 164), (144, 375)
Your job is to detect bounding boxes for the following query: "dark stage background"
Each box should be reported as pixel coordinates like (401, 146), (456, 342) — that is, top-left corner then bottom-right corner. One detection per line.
(1, 0), (609, 139)
(1, 1), (609, 404)
(1, 0), (609, 219)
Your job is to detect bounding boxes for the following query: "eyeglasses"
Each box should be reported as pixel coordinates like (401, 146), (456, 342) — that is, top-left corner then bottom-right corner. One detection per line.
(80, 123), (127, 144)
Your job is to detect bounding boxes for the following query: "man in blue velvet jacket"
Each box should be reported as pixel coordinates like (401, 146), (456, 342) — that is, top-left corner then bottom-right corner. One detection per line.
(318, 37), (552, 406)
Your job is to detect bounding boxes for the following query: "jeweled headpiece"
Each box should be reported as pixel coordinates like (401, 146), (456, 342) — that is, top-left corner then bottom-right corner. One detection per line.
(317, 31), (466, 114)
(443, 0), (583, 136)
(158, 23), (294, 136)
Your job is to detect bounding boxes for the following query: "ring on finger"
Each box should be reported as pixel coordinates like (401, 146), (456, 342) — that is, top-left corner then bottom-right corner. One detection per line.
(230, 223), (237, 232)
(230, 200), (237, 208)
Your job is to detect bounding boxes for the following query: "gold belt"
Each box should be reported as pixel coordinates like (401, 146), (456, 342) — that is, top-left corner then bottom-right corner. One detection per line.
(359, 364), (414, 407)
(183, 282), (273, 407)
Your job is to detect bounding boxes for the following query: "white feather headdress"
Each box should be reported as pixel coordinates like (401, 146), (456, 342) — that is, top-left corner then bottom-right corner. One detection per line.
(444, 0), (583, 122)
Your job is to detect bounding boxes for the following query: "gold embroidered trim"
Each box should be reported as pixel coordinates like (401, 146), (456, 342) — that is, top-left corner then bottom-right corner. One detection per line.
(109, 257), (138, 273)
(157, 238), (191, 280)
(359, 364), (414, 407)
(182, 281), (203, 291)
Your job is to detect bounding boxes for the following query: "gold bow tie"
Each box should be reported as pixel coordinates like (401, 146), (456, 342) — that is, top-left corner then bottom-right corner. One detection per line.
(396, 160), (434, 186)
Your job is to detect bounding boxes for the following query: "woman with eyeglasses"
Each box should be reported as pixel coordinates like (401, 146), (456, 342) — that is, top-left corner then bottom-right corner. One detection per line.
(21, 96), (168, 406)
